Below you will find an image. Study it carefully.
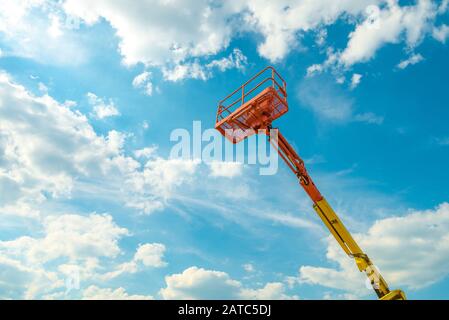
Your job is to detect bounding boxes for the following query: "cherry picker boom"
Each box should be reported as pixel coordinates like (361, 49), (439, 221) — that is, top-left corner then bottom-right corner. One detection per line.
(214, 66), (406, 300)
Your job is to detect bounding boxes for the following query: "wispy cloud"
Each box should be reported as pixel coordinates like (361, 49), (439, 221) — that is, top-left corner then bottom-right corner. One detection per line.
(397, 53), (424, 70)
(350, 73), (362, 89)
(87, 92), (120, 120)
(297, 75), (383, 125)
(132, 72), (153, 96)
(433, 137), (449, 146)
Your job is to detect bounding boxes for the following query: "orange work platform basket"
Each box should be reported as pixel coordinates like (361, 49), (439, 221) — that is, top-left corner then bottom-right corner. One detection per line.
(215, 66), (288, 143)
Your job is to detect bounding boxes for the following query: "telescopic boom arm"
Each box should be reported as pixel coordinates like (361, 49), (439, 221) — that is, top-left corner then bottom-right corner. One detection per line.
(215, 66), (406, 300)
(269, 129), (406, 300)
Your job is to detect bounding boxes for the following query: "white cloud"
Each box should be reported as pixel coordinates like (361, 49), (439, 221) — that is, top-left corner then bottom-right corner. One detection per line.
(0, 203), (40, 219)
(205, 48), (248, 72)
(306, 47), (341, 78)
(208, 161), (243, 178)
(2, 1), (445, 77)
(2, 0), (447, 78)
(0, 214), (128, 265)
(162, 61), (208, 82)
(339, 1), (437, 67)
(306, 64), (324, 77)
(298, 203), (449, 297)
(61, 0), (383, 66)
(350, 73), (362, 89)
(262, 212), (321, 231)
(439, 0), (449, 14)
(240, 282), (297, 300)
(132, 71), (153, 96)
(0, 72), (90, 210)
(0, 0), (89, 65)
(243, 263), (255, 273)
(134, 243), (167, 268)
(433, 24), (449, 43)
(304, 154), (326, 165)
(63, 100), (77, 108)
(353, 112), (384, 125)
(0, 213), (130, 298)
(0, 72), (199, 219)
(162, 49), (248, 82)
(47, 14), (63, 38)
(336, 76), (346, 84)
(134, 146), (158, 159)
(98, 242), (168, 281)
(125, 158), (199, 214)
(315, 29), (328, 47)
(323, 292), (359, 300)
(159, 266), (294, 300)
(397, 53), (424, 69)
(0, 254), (60, 299)
(63, 0), (238, 67)
(38, 82), (48, 93)
(160, 267), (241, 300)
(87, 92), (120, 120)
(83, 286), (153, 300)
(0, 208), (167, 298)
(60, 0), (443, 71)
(241, 0), (382, 62)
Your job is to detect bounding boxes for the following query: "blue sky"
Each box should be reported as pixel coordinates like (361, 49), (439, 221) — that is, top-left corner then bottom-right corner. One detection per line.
(0, 0), (449, 300)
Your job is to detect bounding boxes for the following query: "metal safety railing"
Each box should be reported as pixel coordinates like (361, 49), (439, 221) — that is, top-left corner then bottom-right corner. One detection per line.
(216, 66), (287, 124)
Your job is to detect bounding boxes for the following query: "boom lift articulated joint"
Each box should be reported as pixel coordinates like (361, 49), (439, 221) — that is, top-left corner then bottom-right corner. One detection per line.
(215, 66), (406, 300)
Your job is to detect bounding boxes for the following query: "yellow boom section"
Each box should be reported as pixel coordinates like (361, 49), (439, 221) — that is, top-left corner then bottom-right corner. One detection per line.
(272, 130), (406, 300)
(313, 198), (406, 300)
